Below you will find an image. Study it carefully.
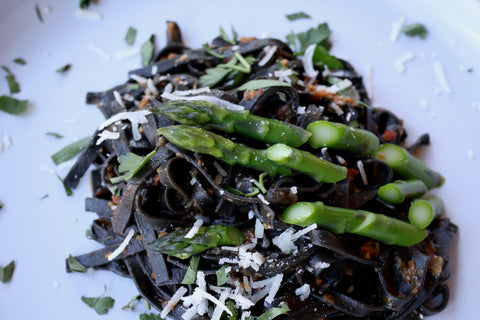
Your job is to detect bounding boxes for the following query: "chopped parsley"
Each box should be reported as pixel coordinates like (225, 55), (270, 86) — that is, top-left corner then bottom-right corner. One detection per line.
(253, 301), (290, 320)
(35, 3), (43, 23)
(286, 22), (332, 54)
(121, 294), (142, 311)
(181, 256), (200, 284)
(55, 64), (71, 73)
(51, 136), (91, 165)
(202, 43), (225, 59)
(46, 132), (64, 139)
(0, 260), (15, 283)
(286, 12), (311, 21)
(237, 79), (291, 91)
(219, 26), (238, 45)
(139, 313), (165, 320)
(2, 66), (20, 94)
(80, 0), (96, 8)
(67, 254), (87, 273)
(109, 150), (156, 184)
(199, 52), (255, 88)
(216, 264), (230, 286)
(402, 23), (428, 39)
(81, 285), (115, 315)
(0, 95), (28, 115)
(312, 45), (343, 69)
(125, 27), (137, 46)
(141, 35), (155, 66)
(13, 58), (26, 65)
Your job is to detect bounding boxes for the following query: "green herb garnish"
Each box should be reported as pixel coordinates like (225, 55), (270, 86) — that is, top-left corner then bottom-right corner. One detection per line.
(312, 45), (343, 69)
(402, 23), (428, 39)
(181, 256), (200, 284)
(80, 0), (95, 8)
(0, 95), (28, 115)
(14, 58), (26, 65)
(286, 12), (311, 21)
(46, 132), (64, 139)
(199, 53), (255, 88)
(67, 254), (87, 273)
(2, 66), (20, 94)
(139, 313), (165, 320)
(202, 43), (225, 59)
(35, 3), (43, 23)
(51, 136), (91, 165)
(121, 294), (142, 311)
(0, 260), (15, 283)
(237, 79), (291, 91)
(254, 301), (290, 320)
(81, 285), (115, 315)
(251, 172), (267, 194)
(109, 150), (156, 184)
(57, 174), (73, 196)
(141, 34), (155, 66)
(216, 264), (230, 286)
(125, 27), (137, 46)
(56, 64), (71, 73)
(220, 26), (237, 45)
(286, 23), (332, 54)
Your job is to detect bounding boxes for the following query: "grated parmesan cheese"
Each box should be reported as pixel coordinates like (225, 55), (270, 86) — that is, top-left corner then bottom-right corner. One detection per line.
(290, 186), (298, 194)
(302, 44), (319, 79)
(274, 69), (294, 84)
(96, 130), (120, 145)
(393, 51), (415, 72)
(147, 78), (160, 96)
(129, 74), (148, 86)
(257, 194), (270, 205)
(258, 45), (277, 67)
(99, 110), (151, 141)
(295, 283), (311, 301)
(336, 155), (346, 165)
(88, 43), (110, 60)
(272, 224), (317, 254)
(113, 90), (126, 109)
(185, 219), (204, 239)
(296, 106), (306, 115)
(390, 17), (405, 42)
(114, 47), (140, 61)
(151, 65), (158, 75)
(107, 228), (135, 261)
(75, 9), (102, 20)
(161, 286), (188, 318)
(357, 160), (368, 185)
(254, 219), (264, 239)
(330, 102), (344, 115)
(433, 61), (452, 93)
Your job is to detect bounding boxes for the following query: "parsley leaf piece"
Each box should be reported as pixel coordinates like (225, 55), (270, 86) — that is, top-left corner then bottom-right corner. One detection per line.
(57, 174), (73, 196)
(286, 12), (311, 21)
(220, 26), (237, 45)
(67, 254), (87, 273)
(402, 23), (428, 39)
(51, 136), (91, 165)
(110, 150), (156, 184)
(56, 64), (71, 73)
(0, 260), (15, 283)
(81, 286), (115, 315)
(255, 301), (290, 320)
(251, 172), (267, 194)
(35, 3), (44, 23)
(14, 58), (27, 65)
(199, 64), (233, 88)
(125, 27), (137, 46)
(216, 264), (230, 286)
(287, 23), (332, 54)
(202, 43), (225, 59)
(6, 75), (20, 94)
(181, 256), (200, 284)
(121, 294), (142, 311)
(141, 35), (155, 66)
(139, 313), (165, 320)
(80, 0), (95, 8)
(46, 132), (64, 139)
(237, 79), (291, 91)
(312, 45), (343, 69)
(0, 95), (28, 115)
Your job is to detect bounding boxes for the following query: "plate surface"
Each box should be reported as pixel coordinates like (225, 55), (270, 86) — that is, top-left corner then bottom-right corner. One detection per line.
(1, 0), (479, 319)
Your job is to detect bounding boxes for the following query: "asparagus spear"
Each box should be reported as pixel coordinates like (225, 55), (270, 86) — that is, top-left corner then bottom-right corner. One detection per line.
(377, 179), (428, 204)
(265, 143), (347, 183)
(150, 99), (311, 147)
(158, 125), (291, 176)
(307, 120), (379, 155)
(147, 225), (245, 259)
(281, 201), (428, 246)
(408, 195), (445, 229)
(374, 144), (444, 189)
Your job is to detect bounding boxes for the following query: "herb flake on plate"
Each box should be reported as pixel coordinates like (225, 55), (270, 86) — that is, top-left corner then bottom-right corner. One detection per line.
(181, 256), (200, 284)
(125, 26), (137, 46)
(51, 136), (91, 165)
(0, 95), (28, 115)
(81, 285), (115, 315)
(312, 45), (343, 69)
(402, 23), (428, 39)
(286, 12), (311, 21)
(46, 132), (64, 139)
(35, 3), (43, 23)
(67, 254), (87, 273)
(2, 66), (21, 94)
(14, 58), (27, 65)
(141, 34), (155, 66)
(56, 64), (71, 73)
(0, 260), (15, 283)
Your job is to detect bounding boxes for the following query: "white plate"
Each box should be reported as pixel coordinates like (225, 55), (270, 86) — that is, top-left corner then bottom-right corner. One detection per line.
(1, 0), (479, 319)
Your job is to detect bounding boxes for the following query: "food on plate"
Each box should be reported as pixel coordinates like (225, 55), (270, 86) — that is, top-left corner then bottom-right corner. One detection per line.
(64, 21), (457, 319)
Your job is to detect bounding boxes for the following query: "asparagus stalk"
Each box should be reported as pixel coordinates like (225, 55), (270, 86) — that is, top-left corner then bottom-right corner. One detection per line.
(408, 195), (445, 229)
(147, 225), (245, 259)
(281, 201), (428, 246)
(265, 143), (347, 183)
(377, 179), (428, 204)
(150, 99), (311, 147)
(307, 120), (379, 155)
(158, 125), (291, 176)
(374, 144), (444, 189)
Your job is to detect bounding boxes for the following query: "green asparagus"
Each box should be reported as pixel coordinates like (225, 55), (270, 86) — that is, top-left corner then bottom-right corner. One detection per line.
(307, 120), (379, 155)
(377, 179), (428, 204)
(265, 143), (347, 183)
(147, 225), (245, 259)
(150, 99), (311, 147)
(281, 201), (428, 246)
(158, 125), (291, 176)
(374, 144), (444, 189)
(408, 195), (445, 229)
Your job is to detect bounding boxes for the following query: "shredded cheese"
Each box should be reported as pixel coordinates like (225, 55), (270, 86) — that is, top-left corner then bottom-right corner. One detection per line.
(107, 228), (135, 261)
(129, 74), (148, 86)
(75, 9), (102, 20)
(295, 283), (311, 301)
(390, 17), (405, 42)
(258, 45), (277, 67)
(257, 194), (270, 205)
(113, 90), (126, 109)
(161, 286), (188, 318)
(88, 43), (110, 60)
(357, 160), (368, 185)
(254, 219), (264, 239)
(272, 224), (317, 254)
(185, 219), (204, 239)
(302, 44), (319, 79)
(433, 61), (452, 93)
(393, 51), (415, 72)
(274, 69), (294, 84)
(114, 47), (140, 61)
(96, 130), (120, 145)
(99, 110), (151, 141)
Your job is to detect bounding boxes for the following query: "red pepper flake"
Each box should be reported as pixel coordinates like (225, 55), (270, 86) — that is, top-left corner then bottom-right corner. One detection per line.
(347, 168), (359, 181)
(382, 129), (397, 142)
